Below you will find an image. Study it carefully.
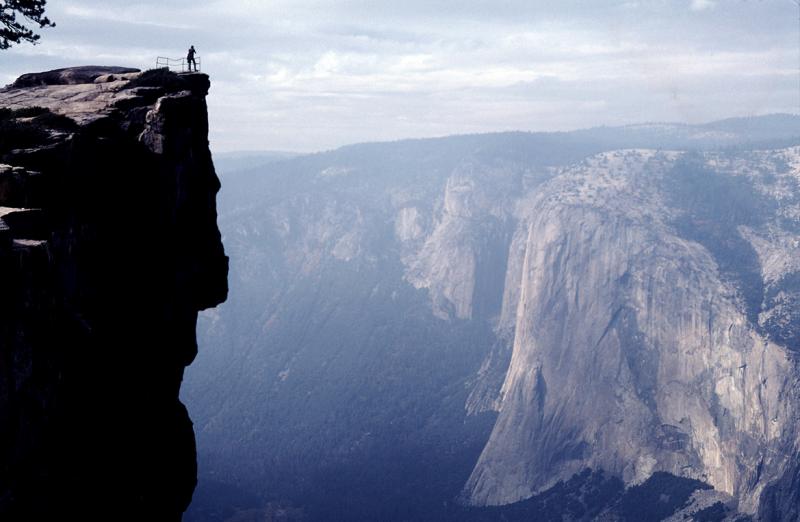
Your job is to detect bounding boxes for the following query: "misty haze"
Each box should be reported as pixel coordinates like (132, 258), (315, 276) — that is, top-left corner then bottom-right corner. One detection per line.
(2, 1), (800, 522)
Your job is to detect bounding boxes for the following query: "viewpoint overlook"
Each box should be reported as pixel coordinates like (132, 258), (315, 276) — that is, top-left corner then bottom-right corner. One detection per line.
(0, 66), (227, 521)
(3, 64), (800, 522)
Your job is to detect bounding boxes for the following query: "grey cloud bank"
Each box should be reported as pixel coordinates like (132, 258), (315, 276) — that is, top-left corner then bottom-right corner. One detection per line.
(3, 0), (798, 152)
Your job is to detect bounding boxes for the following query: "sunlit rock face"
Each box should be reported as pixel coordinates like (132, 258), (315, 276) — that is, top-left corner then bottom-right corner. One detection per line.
(183, 119), (800, 521)
(404, 161), (519, 321)
(464, 148), (800, 518)
(0, 67), (227, 521)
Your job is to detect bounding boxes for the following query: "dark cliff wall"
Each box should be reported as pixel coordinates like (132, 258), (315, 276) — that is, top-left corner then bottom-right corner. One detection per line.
(0, 67), (228, 520)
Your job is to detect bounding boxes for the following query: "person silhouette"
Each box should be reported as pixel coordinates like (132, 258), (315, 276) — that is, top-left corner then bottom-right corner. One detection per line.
(187, 45), (197, 72)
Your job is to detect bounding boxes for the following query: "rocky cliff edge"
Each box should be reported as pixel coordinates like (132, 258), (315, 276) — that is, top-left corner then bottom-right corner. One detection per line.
(0, 66), (228, 520)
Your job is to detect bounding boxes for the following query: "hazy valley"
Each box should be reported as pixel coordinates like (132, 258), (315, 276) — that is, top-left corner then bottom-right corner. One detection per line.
(182, 115), (800, 521)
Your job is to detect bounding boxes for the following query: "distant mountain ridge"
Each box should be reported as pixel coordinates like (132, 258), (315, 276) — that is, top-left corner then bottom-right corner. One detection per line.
(186, 114), (800, 521)
(215, 113), (800, 176)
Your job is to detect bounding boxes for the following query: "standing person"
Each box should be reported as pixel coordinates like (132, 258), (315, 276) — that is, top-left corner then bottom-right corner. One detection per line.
(187, 45), (197, 72)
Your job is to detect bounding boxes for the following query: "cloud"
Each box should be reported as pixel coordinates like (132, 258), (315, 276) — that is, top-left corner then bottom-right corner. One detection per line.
(2, 1), (796, 152)
(690, 0), (716, 11)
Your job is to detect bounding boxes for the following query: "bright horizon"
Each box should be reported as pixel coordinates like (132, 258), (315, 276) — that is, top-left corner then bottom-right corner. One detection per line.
(4, 0), (800, 153)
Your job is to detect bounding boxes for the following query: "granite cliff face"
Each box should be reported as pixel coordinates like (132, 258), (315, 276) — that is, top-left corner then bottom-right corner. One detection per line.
(0, 66), (227, 520)
(184, 120), (800, 521)
(392, 146), (800, 518)
(463, 148), (800, 519)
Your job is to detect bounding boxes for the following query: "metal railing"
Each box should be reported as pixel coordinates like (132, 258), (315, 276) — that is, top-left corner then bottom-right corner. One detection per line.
(156, 56), (202, 73)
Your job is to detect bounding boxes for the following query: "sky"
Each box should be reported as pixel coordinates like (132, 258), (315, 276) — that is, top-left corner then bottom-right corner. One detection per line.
(2, 0), (799, 153)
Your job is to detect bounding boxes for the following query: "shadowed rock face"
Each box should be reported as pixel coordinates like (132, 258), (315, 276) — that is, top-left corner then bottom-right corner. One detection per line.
(0, 67), (228, 520)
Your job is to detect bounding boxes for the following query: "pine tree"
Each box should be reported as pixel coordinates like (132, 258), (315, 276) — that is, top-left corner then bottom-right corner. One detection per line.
(1, 0), (55, 50)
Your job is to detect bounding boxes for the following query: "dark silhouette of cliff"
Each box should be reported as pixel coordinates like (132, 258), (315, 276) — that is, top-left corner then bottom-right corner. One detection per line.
(0, 66), (228, 520)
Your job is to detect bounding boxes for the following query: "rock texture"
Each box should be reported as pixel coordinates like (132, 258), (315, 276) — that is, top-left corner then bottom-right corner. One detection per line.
(183, 120), (800, 521)
(0, 67), (227, 520)
(463, 148), (800, 519)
